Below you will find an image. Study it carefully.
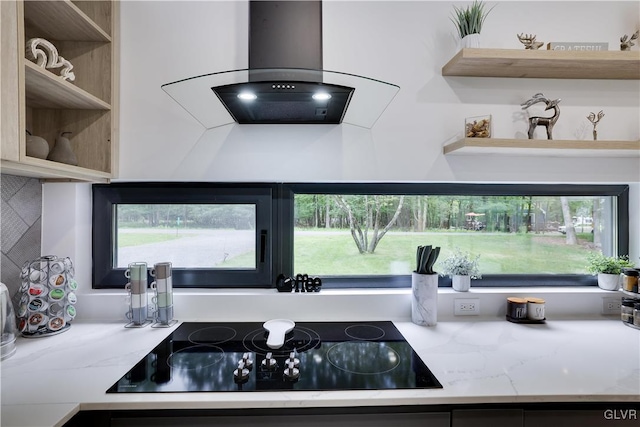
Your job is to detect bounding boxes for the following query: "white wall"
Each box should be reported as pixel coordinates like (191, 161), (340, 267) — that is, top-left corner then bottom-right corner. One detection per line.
(40, 1), (640, 319)
(117, 0), (639, 182)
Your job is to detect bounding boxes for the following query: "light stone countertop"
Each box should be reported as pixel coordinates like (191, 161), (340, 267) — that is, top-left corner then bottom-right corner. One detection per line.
(1, 319), (639, 427)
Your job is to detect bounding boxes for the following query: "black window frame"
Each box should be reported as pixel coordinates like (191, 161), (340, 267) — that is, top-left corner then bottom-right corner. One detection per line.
(92, 182), (629, 289)
(92, 183), (278, 288)
(280, 183), (629, 289)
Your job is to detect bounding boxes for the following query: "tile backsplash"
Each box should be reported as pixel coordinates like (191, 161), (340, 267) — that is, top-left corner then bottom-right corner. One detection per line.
(1, 174), (42, 302)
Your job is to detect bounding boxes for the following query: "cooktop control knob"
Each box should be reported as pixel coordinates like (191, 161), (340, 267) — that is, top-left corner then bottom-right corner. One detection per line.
(242, 352), (254, 370)
(233, 361), (250, 383)
(285, 351), (299, 368)
(261, 352), (277, 371)
(283, 361), (300, 381)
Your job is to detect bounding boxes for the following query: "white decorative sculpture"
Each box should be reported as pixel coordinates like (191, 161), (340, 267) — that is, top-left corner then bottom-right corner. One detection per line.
(25, 38), (75, 82)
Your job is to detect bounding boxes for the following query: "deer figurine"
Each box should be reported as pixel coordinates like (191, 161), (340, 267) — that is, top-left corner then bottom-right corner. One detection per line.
(517, 33), (544, 50)
(587, 110), (605, 140)
(521, 93), (561, 140)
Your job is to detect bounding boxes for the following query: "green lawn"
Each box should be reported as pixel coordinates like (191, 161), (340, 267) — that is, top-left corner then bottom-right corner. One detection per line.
(292, 231), (596, 275)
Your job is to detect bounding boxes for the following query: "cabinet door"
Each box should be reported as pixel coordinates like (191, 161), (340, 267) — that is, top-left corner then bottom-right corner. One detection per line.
(525, 409), (639, 426)
(452, 409), (524, 427)
(111, 412), (451, 427)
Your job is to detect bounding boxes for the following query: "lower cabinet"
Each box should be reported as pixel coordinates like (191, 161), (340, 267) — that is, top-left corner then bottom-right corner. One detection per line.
(110, 413), (450, 427)
(452, 409), (523, 427)
(65, 404), (639, 427)
(524, 409), (639, 426)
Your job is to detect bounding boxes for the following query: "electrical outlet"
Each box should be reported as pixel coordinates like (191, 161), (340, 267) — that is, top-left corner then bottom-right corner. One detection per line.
(602, 297), (622, 315)
(454, 298), (480, 316)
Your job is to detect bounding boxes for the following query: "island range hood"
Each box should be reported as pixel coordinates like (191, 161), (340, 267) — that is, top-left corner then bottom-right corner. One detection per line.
(161, 1), (399, 129)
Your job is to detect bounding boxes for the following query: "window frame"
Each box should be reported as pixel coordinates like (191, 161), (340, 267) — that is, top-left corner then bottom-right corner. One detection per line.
(280, 183), (629, 289)
(92, 182), (629, 289)
(92, 183), (278, 289)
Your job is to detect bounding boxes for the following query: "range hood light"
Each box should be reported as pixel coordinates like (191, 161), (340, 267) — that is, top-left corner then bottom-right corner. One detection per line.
(312, 92), (332, 101)
(237, 92), (257, 101)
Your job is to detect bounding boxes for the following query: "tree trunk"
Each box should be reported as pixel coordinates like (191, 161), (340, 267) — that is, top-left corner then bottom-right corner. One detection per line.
(593, 198), (601, 249)
(560, 196), (577, 245)
(325, 197), (331, 229)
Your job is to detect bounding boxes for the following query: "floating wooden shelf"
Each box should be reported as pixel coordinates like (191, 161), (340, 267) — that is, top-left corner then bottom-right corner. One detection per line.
(24, 60), (110, 109)
(442, 48), (640, 80)
(443, 138), (640, 157)
(23, 0), (110, 42)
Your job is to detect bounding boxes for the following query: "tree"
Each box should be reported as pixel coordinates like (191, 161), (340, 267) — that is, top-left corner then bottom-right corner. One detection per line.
(334, 195), (405, 254)
(560, 196), (577, 245)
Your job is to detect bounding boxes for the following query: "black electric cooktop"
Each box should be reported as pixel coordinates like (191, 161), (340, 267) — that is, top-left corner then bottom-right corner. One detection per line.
(107, 321), (442, 393)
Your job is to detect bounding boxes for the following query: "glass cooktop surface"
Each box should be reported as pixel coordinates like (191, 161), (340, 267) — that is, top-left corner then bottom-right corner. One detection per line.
(107, 321), (442, 393)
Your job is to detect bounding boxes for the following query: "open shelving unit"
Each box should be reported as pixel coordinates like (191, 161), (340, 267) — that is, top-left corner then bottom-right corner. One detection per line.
(442, 48), (640, 80)
(441, 48), (640, 159)
(443, 138), (640, 158)
(1, 0), (118, 182)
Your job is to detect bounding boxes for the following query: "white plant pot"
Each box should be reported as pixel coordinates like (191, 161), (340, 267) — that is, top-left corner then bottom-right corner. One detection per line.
(411, 272), (438, 326)
(461, 33), (480, 49)
(452, 275), (471, 292)
(597, 273), (621, 291)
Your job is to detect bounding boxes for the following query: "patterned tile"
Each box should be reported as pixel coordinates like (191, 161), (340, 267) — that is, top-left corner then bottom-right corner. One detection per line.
(7, 220), (41, 271)
(8, 178), (42, 226)
(1, 252), (23, 300)
(1, 200), (28, 252)
(0, 174), (28, 201)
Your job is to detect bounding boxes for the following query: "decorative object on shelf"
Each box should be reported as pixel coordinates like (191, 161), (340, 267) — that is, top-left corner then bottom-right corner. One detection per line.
(47, 131), (78, 166)
(620, 30), (639, 51)
(517, 33), (543, 50)
(276, 274), (322, 293)
(465, 115), (491, 137)
(521, 93), (561, 140)
(450, 0), (494, 49)
(586, 253), (633, 291)
(124, 262), (152, 328)
(412, 245), (440, 326)
(150, 262), (178, 328)
(25, 130), (49, 159)
(439, 249), (481, 292)
(546, 42), (608, 51)
(587, 110), (605, 141)
(25, 38), (75, 82)
(18, 256), (77, 337)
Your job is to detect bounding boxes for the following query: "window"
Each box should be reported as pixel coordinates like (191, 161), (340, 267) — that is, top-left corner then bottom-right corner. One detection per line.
(93, 183), (629, 289)
(92, 183), (275, 288)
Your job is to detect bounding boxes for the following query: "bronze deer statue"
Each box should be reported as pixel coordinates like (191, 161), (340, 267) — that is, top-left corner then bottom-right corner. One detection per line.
(517, 33), (544, 50)
(521, 93), (561, 140)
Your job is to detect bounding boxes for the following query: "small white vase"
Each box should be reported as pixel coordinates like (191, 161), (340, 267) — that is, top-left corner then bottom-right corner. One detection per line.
(411, 272), (438, 326)
(47, 132), (77, 166)
(461, 33), (480, 49)
(452, 275), (471, 292)
(597, 273), (621, 291)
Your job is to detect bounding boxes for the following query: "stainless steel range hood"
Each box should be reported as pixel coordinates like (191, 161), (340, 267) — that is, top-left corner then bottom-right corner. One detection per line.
(161, 1), (399, 129)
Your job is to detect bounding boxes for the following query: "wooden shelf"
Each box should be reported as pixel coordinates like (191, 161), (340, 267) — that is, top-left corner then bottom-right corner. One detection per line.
(1, 157), (111, 182)
(442, 48), (640, 80)
(443, 138), (640, 157)
(23, 0), (110, 42)
(24, 60), (110, 109)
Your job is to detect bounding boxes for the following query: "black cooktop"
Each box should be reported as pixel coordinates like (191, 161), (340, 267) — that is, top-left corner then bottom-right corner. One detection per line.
(107, 321), (442, 393)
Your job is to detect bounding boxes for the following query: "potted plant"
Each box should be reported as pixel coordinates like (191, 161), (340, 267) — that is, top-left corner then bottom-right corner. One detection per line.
(440, 249), (481, 292)
(412, 245), (440, 326)
(450, 0), (494, 49)
(586, 253), (633, 291)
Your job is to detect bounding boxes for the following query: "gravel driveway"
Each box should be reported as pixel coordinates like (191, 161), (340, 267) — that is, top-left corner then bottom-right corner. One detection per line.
(117, 229), (255, 268)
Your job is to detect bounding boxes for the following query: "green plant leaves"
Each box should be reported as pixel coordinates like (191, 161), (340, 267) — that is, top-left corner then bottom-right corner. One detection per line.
(450, 0), (494, 38)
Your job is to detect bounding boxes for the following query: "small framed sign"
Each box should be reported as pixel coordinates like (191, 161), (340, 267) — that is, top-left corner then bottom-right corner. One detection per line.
(547, 42), (609, 51)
